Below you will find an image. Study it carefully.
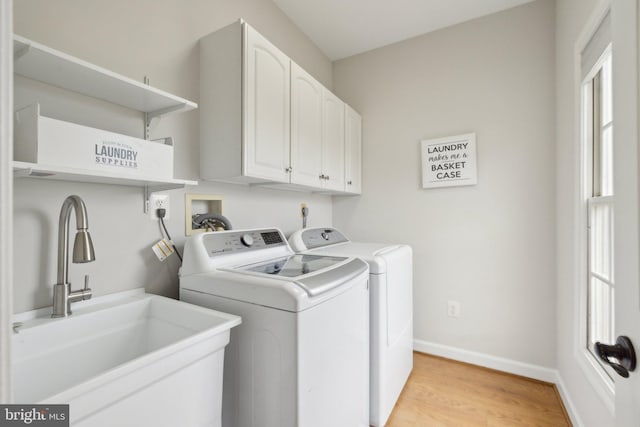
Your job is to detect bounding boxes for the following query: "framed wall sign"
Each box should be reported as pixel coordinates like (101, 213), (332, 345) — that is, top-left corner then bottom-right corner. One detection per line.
(421, 133), (477, 189)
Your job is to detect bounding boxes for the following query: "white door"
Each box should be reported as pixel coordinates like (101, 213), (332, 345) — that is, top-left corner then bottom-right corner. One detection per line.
(345, 104), (362, 194)
(610, 0), (640, 424)
(243, 24), (290, 183)
(290, 62), (323, 187)
(321, 89), (345, 191)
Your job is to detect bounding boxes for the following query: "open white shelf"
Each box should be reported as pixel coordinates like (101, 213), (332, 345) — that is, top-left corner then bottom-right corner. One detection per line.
(13, 161), (197, 190)
(13, 161), (197, 211)
(13, 34), (197, 119)
(13, 161), (197, 212)
(12, 35), (200, 211)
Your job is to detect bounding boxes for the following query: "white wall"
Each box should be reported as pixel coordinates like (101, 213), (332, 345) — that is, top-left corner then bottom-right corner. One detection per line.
(332, 1), (557, 369)
(555, 0), (616, 424)
(12, 0), (334, 312)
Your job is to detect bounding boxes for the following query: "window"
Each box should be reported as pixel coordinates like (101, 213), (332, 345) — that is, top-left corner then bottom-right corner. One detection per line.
(583, 48), (614, 379)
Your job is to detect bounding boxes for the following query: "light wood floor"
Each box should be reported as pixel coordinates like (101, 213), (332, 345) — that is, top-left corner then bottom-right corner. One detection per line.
(386, 353), (571, 427)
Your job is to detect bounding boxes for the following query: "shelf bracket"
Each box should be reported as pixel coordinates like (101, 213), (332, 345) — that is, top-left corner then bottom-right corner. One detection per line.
(144, 104), (188, 140)
(144, 112), (151, 140)
(144, 185), (151, 213)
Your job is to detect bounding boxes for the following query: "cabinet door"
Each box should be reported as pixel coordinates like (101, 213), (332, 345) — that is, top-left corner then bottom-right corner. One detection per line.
(322, 89), (346, 191)
(290, 62), (323, 187)
(243, 25), (290, 182)
(345, 105), (362, 194)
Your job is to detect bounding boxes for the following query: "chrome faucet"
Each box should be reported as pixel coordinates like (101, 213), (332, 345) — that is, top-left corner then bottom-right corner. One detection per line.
(52, 195), (96, 317)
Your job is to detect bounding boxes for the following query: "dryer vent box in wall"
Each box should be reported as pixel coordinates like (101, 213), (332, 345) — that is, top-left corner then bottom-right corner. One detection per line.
(14, 104), (174, 179)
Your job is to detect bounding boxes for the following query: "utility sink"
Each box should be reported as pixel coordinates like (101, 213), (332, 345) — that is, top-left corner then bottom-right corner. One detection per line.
(12, 289), (241, 426)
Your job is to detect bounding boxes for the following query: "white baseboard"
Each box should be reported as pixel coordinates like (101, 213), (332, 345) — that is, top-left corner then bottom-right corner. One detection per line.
(413, 339), (557, 382)
(553, 372), (585, 427)
(413, 339), (583, 426)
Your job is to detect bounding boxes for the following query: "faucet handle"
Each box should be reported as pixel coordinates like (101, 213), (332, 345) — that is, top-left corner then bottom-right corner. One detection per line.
(82, 275), (92, 301)
(65, 275), (93, 306)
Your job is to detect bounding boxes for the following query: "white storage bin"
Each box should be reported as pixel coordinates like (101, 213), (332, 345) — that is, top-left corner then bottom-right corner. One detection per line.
(14, 104), (174, 179)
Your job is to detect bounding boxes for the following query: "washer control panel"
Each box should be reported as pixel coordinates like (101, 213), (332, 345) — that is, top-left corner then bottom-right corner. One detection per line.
(240, 234), (254, 247)
(300, 228), (349, 249)
(203, 229), (286, 256)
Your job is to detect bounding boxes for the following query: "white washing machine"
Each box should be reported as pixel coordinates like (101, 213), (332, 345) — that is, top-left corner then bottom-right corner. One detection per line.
(179, 228), (370, 427)
(289, 227), (413, 427)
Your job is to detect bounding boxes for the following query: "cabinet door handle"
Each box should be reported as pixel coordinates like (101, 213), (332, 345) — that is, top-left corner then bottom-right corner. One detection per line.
(325, 175), (330, 180)
(347, 180), (352, 185)
(319, 174), (325, 180)
(285, 167), (292, 173)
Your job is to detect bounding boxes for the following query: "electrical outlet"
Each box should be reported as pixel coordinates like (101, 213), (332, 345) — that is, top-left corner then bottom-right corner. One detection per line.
(149, 194), (170, 220)
(447, 300), (461, 318)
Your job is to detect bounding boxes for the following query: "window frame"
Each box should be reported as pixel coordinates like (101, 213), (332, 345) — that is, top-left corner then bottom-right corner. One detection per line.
(584, 47), (615, 378)
(570, 1), (615, 414)
(576, 43), (616, 406)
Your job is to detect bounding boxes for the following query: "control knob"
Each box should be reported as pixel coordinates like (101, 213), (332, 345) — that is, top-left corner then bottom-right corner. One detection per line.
(321, 229), (334, 241)
(240, 234), (254, 247)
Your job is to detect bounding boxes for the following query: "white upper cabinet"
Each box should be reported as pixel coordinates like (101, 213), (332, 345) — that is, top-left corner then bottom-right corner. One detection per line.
(290, 62), (323, 187)
(345, 105), (362, 194)
(199, 20), (360, 194)
(243, 26), (291, 183)
(200, 21), (290, 184)
(321, 89), (346, 192)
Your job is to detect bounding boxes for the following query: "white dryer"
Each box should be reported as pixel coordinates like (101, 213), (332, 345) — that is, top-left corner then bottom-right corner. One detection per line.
(180, 228), (370, 427)
(289, 227), (413, 427)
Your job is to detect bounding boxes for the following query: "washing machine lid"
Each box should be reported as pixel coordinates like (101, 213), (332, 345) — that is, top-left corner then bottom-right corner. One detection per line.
(180, 228), (370, 310)
(237, 254), (347, 277)
(288, 228), (405, 274)
(182, 256), (368, 311)
(307, 243), (403, 274)
(230, 254), (360, 297)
